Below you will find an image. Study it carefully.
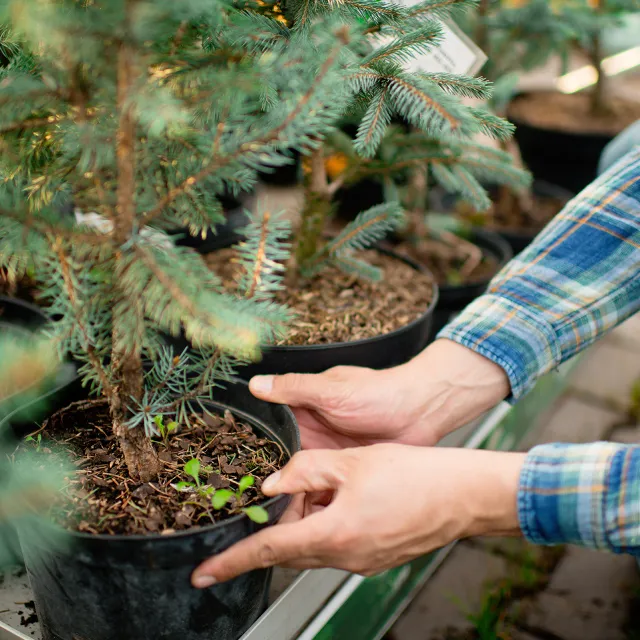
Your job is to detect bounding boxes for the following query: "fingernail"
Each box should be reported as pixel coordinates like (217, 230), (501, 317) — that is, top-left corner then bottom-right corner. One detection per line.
(250, 375), (273, 395)
(261, 471), (281, 494)
(192, 574), (217, 589)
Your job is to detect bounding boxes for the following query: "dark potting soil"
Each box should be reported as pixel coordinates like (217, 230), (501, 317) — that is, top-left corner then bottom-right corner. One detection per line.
(205, 248), (435, 346)
(26, 400), (284, 536)
(391, 239), (499, 287)
(509, 91), (640, 136)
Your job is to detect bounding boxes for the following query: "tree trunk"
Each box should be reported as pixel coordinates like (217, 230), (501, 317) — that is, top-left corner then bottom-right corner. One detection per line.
(294, 145), (332, 268)
(474, 0), (490, 54)
(589, 32), (609, 117)
(111, 7), (160, 483)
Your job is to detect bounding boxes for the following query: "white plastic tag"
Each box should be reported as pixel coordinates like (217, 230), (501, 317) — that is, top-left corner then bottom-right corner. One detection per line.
(405, 18), (487, 76)
(75, 210), (173, 249)
(374, 0), (487, 77)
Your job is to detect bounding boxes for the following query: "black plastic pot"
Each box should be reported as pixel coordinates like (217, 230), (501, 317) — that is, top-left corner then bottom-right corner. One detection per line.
(489, 181), (574, 256)
(424, 229), (512, 340)
(509, 92), (615, 194)
(227, 249), (437, 378)
(257, 150), (302, 186)
(172, 192), (252, 255)
(20, 378), (300, 640)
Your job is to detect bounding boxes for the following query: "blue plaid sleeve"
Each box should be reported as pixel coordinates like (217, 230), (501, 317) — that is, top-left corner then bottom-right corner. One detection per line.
(438, 148), (640, 400)
(519, 442), (640, 554)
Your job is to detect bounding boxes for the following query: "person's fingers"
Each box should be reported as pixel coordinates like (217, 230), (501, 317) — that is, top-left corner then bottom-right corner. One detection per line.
(278, 494), (306, 525)
(249, 371), (342, 408)
(260, 449), (349, 497)
(191, 514), (329, 585)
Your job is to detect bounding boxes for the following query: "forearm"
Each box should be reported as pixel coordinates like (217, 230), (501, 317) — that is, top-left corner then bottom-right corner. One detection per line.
(440, 148), (640, 400)
(456, 441), (640, 555)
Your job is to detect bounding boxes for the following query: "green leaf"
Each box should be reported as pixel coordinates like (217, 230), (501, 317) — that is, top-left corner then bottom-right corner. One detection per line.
(212, 489), (234, 510)
(166, 421), (178, 433)
(184, 459), (201, 486)
(243, 506), (269, 524)
(238, 475), (255, 495)
(174, 481), (194, 492)
(153, 415), (164, 436)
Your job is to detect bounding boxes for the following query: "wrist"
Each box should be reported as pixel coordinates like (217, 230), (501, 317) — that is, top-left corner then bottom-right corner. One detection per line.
(464, 451), (525, 539)
(396, 339), (510, 444)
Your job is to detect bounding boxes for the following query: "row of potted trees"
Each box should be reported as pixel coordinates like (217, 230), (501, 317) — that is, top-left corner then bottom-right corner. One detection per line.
(0, 0), (637, 639)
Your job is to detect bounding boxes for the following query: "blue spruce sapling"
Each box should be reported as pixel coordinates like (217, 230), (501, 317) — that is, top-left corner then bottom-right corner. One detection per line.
(0, 0), (358, 482)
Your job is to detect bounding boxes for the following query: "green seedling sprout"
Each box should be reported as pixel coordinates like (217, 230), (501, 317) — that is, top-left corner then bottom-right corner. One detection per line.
(174, 459), (214, 498)
(25, 433), (42, 452)
(153, 415), (178, 446)
(175, 460), (269, 524)
(212, 475), (269, 524)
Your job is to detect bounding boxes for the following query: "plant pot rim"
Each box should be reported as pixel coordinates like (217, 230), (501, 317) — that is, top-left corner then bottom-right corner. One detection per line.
(0, 294), (49, 321)
(261, 246), (439, 354)
(34, 378), (299, 544)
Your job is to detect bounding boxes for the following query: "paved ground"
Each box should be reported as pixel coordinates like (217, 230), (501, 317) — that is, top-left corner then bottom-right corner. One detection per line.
(388, 314), (640, 640)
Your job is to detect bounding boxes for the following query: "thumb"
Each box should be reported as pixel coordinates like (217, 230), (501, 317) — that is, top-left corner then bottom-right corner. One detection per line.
(261, 449), (349, 497)
(249, 371), (338, 408)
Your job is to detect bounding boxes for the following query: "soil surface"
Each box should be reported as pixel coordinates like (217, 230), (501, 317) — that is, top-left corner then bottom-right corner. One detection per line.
(205, 249), (435, 346)
(27, 400), (285, 536)
(509, 91), (640, 136)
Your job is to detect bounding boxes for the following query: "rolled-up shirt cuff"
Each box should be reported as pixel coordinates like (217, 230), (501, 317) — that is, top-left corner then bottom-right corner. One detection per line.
(518, 442), (640, 554)
(437, 294), (560, 401)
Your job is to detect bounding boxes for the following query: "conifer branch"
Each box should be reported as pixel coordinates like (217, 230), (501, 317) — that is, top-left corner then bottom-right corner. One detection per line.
(0, 116), (55, 134)
(158, 350), (221, 413)
(353, 72), (461, 130)
(245, 212), (272, 299)
(391, 77), (459, 129)
(132, 244), (258, 351)
(142, 29), (350, 225)
(0, 207), (110, 246)
(52, 239), (114, 396)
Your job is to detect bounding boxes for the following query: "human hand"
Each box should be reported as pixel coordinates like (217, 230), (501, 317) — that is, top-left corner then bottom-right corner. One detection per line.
(249, 339), (510, 450)
(191, 444), (525, 586)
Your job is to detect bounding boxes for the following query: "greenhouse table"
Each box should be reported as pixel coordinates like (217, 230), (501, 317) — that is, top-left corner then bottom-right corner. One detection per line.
(0, 356), (580, 640)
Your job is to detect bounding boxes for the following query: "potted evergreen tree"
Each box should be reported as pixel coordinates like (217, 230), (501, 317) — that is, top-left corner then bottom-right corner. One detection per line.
(200, 0), (521, 376)
(455, 0), (577, 252)
(506, 0), (640, 193)
(0, 1), (371, 638)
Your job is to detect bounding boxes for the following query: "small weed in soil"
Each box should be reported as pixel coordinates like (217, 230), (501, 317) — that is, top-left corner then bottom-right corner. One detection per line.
(206, 248), (434, 345)
(24, 400), (285, 535)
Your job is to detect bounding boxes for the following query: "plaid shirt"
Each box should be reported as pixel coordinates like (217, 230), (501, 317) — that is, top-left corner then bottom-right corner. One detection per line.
(439, 148), (640, 553)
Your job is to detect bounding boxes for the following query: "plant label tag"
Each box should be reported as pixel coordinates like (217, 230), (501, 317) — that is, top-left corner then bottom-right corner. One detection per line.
(384, 0), (487, 76)
(407, 18), (487, 76)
